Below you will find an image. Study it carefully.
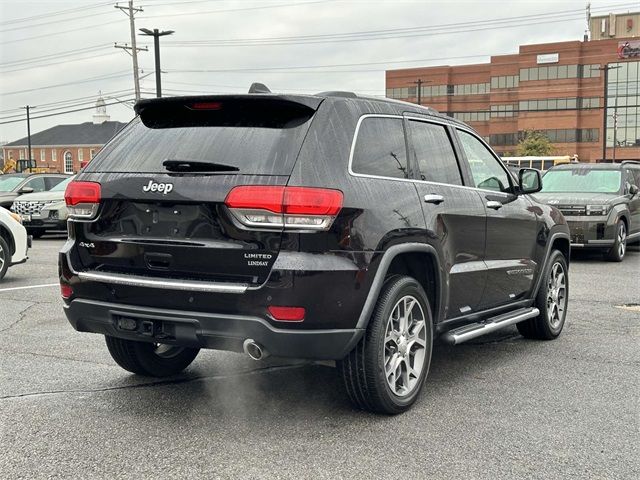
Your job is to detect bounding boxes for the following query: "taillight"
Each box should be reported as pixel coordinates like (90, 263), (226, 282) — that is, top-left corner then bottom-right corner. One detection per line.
(64, 181), (101, 219)
(225, 186), (343, 231)
(60, 283), (73, 299)
(268, 306), (305, 322)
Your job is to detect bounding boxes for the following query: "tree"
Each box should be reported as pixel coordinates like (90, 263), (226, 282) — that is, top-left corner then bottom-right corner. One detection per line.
(516, 130), (554, 156)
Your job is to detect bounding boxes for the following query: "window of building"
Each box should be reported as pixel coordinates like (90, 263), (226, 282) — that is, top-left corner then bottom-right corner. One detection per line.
(458, 130), (511, 193)
(90, 149), (96, 159)
(19, 149), (24, 160)
(64, 151), (74, 174)
(452, 82), (491, 96)
(40, 149), (45, 162)
(7, 150), (13, 160)
(490, 104), (517, 118)
(450, 111), (490, 122)
(408, 120), (462, 185)
(606, 60), (639, 148)
(490, 75), (518, 89)
(78, 149), (83, 161)
(51, 149), (57, 161)
(351, 117), (408, 179)
(489, 133), (518, 146)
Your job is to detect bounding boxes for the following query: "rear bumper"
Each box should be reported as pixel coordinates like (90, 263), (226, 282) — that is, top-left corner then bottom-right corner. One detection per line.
(64, 298), (363, 360)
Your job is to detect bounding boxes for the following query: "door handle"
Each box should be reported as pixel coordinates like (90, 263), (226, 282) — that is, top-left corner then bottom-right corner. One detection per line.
(424, 194), (445, 205)
(486, 200), (503, 210)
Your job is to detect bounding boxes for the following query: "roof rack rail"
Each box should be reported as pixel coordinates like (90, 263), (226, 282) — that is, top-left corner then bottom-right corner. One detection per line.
(316, 91), (358, 98)
(620, 160), (640, 165)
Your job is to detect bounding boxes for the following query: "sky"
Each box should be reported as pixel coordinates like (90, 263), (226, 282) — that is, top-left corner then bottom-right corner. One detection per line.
(0, 0), (635, 143)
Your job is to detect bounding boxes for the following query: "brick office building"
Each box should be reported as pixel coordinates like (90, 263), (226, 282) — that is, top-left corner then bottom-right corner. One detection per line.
(386, 35), (640, 162)
(2, 97), (125, 173)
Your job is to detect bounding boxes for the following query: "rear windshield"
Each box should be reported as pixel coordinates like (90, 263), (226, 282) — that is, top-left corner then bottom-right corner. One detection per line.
(541, 169), (621, 193)
(86, 116), (315, 175)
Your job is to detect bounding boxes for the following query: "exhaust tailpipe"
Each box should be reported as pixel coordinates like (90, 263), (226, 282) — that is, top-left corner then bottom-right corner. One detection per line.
(243, 339), (269, 361)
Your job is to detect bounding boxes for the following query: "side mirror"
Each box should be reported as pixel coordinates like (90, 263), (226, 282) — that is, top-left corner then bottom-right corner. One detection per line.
(18, 187), (34, 194)
(518, 168), (542, 194)
(630, 184), (639, 196)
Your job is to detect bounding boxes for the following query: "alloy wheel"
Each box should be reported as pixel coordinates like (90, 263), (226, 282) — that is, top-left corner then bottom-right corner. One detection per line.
(383, 295), (427, 397)
(618, 222), (627, 259)
(0, 244), (5, 271)
(546, 262), (567, 329)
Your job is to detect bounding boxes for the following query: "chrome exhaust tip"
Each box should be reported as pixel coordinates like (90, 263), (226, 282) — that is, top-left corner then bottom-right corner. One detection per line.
(243, 339), (268, 361)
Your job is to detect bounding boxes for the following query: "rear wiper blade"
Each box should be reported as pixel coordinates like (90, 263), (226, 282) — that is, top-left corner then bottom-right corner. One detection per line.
(163, 159), (240, 172)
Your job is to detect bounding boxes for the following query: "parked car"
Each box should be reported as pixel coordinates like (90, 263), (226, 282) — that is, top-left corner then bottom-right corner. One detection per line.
(0, 206), (30, 280)
(0, 173), (70, 209)
(11, 176), (75, 238)
(60, 90), (570, 414)
(536, 161), (640, 261)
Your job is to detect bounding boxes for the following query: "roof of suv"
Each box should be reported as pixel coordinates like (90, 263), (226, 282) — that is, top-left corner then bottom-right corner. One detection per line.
(549, 161), (640, 171)
(134, 91), (462, 128)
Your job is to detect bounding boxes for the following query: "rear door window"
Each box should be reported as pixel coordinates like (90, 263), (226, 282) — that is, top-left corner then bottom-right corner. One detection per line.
(407, 120), (462, 185)
(351, 117), (408, 179)
(23, 177), (46, 192)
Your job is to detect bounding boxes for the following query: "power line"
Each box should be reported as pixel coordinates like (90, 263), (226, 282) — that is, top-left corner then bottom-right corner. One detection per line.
(0, 99), (136, 126)
(161, 3), (637, 47)
(0, 10), (117, 34)
(139, 0), (335, 19)
(2, 71), (132, 96)
(1, 51), (120, 75)
(0, 1), (113, 26)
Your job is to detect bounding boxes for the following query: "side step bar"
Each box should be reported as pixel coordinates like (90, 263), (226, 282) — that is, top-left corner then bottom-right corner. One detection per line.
(443, 307), (540, 345)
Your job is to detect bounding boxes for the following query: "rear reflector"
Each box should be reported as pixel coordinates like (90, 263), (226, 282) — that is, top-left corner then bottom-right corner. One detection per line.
(60, 283), (73, 299)
(64, 181), (101, 219)
(225, 185), (343, 231)
(268, 306), (305, 322)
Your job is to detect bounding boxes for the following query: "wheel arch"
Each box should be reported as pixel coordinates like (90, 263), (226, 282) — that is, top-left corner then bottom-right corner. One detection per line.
(0, 224), (16, 257)
(532, 230), (570, 298)
(356, 243), (444, 329)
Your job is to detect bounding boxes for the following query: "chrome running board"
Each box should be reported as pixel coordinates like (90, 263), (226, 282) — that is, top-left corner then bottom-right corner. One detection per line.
(443, 307), (540, 345)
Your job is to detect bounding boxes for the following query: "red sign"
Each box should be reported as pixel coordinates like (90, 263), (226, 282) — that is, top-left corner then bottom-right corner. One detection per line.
(617, 40), (640, 59)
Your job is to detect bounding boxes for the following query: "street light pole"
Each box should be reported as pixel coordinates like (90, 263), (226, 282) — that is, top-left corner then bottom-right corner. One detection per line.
(21, 105), (36, 169)
(414, 79), (423, 105)
(139, 28), (174, 97)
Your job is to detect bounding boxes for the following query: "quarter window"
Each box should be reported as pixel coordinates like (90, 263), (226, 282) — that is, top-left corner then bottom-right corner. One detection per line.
(352, 117), (408, 179)
(457, 130), (511, 193)
(408, 120), (462, 185)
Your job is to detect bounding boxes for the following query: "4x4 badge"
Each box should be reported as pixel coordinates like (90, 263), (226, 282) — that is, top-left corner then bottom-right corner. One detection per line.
(143, 180), (174, 194)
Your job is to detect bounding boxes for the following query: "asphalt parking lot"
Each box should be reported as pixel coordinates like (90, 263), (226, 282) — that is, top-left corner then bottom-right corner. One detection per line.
(0, 236), (638, 479)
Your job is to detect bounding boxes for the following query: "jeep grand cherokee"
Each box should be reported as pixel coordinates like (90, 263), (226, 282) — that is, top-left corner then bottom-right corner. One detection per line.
(60, 89), (571, 414)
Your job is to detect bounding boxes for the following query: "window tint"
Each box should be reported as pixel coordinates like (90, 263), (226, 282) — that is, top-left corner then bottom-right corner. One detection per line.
(24, 177), (46, 193)
(457, 130), (511, 193)
(408, 120), (462, 185)
(352, 117), (408, 179)
(45, 176), (66, 190)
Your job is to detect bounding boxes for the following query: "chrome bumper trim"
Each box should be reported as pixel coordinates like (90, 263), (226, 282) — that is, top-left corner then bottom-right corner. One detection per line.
(77, 271), (248, 294)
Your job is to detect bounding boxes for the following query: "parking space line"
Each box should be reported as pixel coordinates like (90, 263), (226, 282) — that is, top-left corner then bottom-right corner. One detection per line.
(0, 283), (58, 293)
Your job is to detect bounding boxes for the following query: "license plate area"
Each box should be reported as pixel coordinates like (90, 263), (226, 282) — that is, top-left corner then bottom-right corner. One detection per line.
(114, 315), (176, 341)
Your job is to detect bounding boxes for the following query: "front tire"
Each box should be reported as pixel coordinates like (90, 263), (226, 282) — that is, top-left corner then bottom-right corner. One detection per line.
(517, 249), (568, 340)
(105, 336), (200, 377)
(0, 236), (9, 280)
(606, 220), (627, 262)
(340, 275), (433, 414)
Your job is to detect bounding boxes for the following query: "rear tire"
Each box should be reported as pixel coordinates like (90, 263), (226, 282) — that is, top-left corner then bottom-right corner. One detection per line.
(605, 220), (627, 262)
(0, 236), (9, 281)
(105, 336), (199, 377)
(339, 275), (433, 414)
(517, 249), (568, 340)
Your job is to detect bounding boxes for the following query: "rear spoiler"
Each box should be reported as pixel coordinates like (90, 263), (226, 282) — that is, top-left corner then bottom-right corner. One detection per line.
(134, 95), (324, 129)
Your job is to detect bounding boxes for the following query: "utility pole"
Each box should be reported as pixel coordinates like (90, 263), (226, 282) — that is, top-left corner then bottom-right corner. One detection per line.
(21, 105), (35, 169)
(596, 64), (621, 162)
(115, 1), (147, 102)
(414, 79), (423, 105)
(139, 28), (174, 97)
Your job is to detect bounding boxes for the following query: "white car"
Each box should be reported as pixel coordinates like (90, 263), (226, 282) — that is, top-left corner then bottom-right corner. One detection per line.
(0, 206), (30, 280)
